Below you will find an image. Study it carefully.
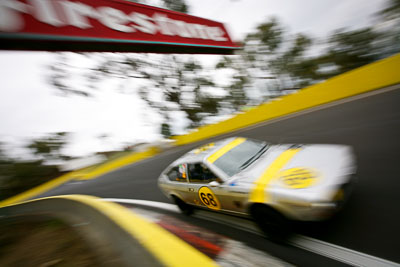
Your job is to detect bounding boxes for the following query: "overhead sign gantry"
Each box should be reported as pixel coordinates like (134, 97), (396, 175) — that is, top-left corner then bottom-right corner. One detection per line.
(0, 0), (239, 54)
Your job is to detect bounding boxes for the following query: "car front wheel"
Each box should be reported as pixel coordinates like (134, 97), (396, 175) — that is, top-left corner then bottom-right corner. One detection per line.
(250, 204), (292, 243)
(172, 195), (194, 216)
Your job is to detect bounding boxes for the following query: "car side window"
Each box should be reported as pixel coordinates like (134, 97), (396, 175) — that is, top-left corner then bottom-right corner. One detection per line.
(187, 163), (219, 183)
(166, 165), (188, 182)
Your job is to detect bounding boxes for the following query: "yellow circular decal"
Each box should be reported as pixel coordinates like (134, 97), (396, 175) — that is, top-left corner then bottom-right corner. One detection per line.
(279, 168), (319, 189)
(198, 187), (221, 210)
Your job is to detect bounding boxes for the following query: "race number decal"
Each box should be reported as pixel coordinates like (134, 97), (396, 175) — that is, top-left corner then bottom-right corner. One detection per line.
(279, 168), (319, 189)
(198, 187), (221, 210)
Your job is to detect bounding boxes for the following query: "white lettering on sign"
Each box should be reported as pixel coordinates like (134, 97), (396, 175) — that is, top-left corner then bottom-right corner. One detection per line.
(97, 6), (134, 33)
(31, 0), (64, 27)
(131, 13), (156, 34)
(0, 0), (228, 41)
(0, 0), (28, 32)
(61, 1), (95, 29)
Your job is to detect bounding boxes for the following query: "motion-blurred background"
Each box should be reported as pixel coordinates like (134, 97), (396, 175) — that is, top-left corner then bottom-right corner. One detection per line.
(0, 0), (399, 200)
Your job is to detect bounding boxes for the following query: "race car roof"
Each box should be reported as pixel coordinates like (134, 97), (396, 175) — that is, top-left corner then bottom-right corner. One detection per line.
(172, 137), (241, 165)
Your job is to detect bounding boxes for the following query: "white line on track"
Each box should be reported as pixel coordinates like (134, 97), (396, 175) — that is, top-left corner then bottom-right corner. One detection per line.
(103, 198), (400, 267)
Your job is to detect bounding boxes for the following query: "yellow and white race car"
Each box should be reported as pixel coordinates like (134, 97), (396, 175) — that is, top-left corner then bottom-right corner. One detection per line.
(158, 137), (356, 240)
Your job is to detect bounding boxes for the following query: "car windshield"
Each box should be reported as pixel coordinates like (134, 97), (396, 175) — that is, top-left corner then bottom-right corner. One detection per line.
(212, 139), (268, 177)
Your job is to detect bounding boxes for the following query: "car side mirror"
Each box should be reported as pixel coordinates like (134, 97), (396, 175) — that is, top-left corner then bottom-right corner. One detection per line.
(209, 181), (220, 187)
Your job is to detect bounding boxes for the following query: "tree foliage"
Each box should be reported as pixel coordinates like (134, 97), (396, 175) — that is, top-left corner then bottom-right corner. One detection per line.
(378, 0), (400, 21)
(129, 0), (189, 13)
(308, 28), (381, 79)
(217, 10), (398, 101)
(216, 17), (315, 102)
(48, 0), (253, 134)
(49, 51), (249, 133)
(162, 0), (189, 13)
(374, 0), (400, 58)
(49, 2), (400, 135)
(0, 134), (70, 200)
(0, 160), (60, 200)
(27, 132), (70, 161)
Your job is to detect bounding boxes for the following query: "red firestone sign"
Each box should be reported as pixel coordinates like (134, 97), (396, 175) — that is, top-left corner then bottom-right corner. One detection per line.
(0, 0), (239, 54)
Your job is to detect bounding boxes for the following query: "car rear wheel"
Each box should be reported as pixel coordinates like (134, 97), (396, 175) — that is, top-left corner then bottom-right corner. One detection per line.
(250, 204), (292, 243)
(172, 195), (194, 216)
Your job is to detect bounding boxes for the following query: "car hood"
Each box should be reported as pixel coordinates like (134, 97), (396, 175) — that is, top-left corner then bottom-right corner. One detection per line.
(229, 144), (356, 201)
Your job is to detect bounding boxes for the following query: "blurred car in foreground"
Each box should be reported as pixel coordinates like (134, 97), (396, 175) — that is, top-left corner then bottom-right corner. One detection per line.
(158, 137), (356, 241)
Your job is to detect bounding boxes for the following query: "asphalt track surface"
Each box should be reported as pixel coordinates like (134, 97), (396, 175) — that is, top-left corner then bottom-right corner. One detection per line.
(40, 85), (400, 264)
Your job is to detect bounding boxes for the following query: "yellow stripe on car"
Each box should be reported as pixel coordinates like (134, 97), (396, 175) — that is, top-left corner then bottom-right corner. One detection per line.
(207, 137), (246, 163)
(249, 148), (301, 203)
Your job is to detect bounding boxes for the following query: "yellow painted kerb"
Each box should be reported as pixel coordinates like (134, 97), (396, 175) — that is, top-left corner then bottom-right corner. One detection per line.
(174, 53), (400, 146)
(0, 147), (160, 207)
(0, 172), (76, 207)
(77, 147), (160, 180)
(4, 195), (217, 267)
(207, 137), (246, 163)
(63, 195), (217, 267)
(249, 148), (301, 203)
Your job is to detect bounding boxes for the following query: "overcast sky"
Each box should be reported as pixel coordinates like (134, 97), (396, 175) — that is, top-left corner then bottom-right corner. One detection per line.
(0, 0), (387, 158)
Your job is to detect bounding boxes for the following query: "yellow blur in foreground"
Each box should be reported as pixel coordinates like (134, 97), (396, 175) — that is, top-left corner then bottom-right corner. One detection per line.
(0, 195), (217, 267)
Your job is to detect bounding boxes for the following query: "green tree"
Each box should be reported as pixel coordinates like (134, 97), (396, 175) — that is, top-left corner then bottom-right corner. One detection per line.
(162, 0), (189, 13)
(0, 160), (60, 200)
(50, 53), (230, 132)
(216, 17), (314, 102)
(269, 33), (314, 89)
(374, 0), (400, 58)
(0, 135), (70, 200)
(378, 0), (400, 21)
(132, 55), (223, 129)
(161, 123), (172, 138)
(219, 8), (399, 100)
(27, 132), (70, 162)
(296, 0), (400, 82)
(48, 0), (247, 134)
(316, 28), (381, 77)
(128, 0), (189, 13)
(49, 3), (399, 137)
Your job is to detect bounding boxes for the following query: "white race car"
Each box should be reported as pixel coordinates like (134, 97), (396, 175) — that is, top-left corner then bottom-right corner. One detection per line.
(158, 137), (356, 240)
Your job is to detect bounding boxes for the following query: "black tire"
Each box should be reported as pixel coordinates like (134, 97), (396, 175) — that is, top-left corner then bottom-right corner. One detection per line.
(172, 195), (194, 216)
(250, 204), (292, 243)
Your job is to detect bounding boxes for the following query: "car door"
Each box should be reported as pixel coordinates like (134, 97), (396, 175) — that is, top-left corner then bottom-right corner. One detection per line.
(184, 163), (227, 212)
(164, 164), (194, 203)
(184, 163), (249, 215)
